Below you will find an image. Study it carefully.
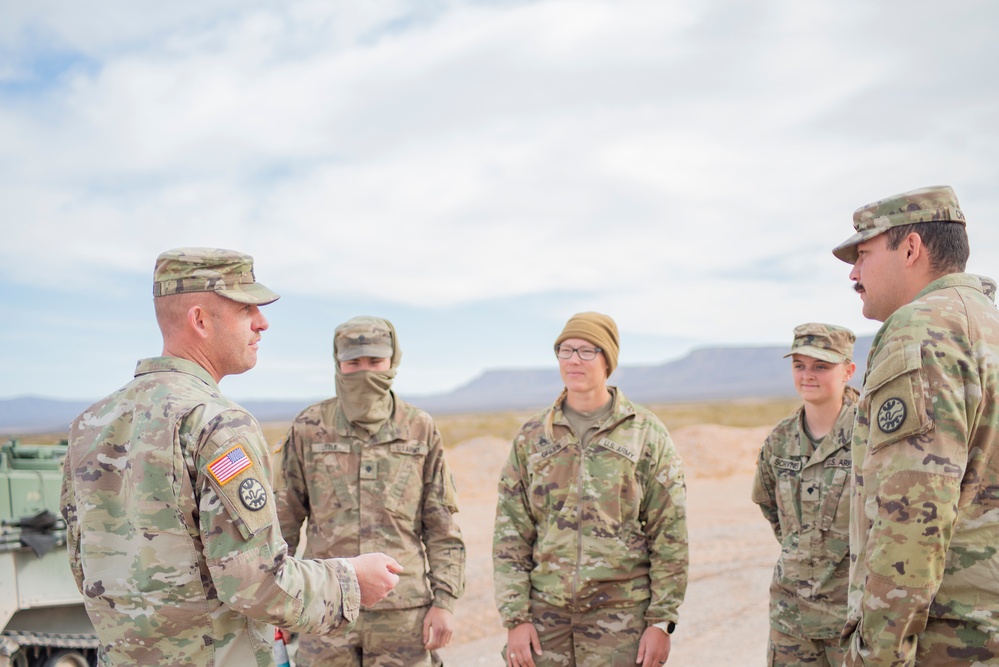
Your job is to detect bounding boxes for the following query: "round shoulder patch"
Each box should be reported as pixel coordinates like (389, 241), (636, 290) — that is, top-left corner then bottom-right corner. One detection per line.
(877, 397), (907, 433)
(239, 478), (268, 511)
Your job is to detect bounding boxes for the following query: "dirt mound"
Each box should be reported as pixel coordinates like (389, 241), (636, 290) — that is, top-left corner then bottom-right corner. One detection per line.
(671, 424), (770, 479)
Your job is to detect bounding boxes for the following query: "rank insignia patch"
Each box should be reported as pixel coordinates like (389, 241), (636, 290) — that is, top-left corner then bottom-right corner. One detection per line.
(877, 398), (907, 433)
(238, 478), (267, 511)
(208, 445), (253, 485)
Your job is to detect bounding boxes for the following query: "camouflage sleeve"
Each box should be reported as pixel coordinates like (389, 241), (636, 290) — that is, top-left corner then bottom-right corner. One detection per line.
(421, 427), (466, 612)
(640, 430), (689, 625)
(492, 432), (537, 628)
(847, 340), (968, 665)
(59, 454), (84, 593)
(274, 422), (308, 555)
(751, 435), (782, 543)
(197, 415), (361, 636)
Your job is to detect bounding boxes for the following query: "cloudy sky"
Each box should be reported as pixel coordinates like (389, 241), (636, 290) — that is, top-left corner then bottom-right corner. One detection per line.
(2, 0), (997, 404)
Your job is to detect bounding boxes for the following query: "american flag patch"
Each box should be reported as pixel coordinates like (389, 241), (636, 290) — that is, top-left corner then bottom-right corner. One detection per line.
(208, 445), (253, 485)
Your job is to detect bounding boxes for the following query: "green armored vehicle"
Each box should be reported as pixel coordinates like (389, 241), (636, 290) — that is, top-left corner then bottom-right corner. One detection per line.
(0, 440), (97, 667)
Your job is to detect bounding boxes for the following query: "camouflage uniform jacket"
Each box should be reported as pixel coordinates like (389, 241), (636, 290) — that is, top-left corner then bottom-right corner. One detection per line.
(276, 394), (465, 612)
(751, 388), (857, 639)
(60, 357), (361, 667)
(492, 388), (688, 628)
(844, 273), (999, 665)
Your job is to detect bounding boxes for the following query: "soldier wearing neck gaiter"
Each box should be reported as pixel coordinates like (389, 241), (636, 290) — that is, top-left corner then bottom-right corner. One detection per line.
(276, 316), (466, 667)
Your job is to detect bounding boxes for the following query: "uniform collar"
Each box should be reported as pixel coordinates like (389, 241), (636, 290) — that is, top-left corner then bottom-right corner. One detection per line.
(134, 356), (221, 393)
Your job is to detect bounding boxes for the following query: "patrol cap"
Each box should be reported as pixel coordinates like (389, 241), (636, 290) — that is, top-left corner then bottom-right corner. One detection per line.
(832, 185), (965, 264)
(784, 323), (855, 364)
(153, 247), (280, 305)
(335, 316), (394, 361)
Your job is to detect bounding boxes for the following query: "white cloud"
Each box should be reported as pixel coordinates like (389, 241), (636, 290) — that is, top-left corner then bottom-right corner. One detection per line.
(1, 0), (998, 398)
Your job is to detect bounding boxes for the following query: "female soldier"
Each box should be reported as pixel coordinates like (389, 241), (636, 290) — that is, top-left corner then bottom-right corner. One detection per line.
(751, 323), (858, 667)
(493, 312), (688, 667)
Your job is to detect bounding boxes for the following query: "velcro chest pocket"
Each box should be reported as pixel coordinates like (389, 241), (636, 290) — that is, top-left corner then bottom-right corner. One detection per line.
(309, 442), (355, 511)
(527, 437), (576, 515)
(864, 342), (934, 453)
(592, 437), (642, 524)
(384, 440), (429, 520)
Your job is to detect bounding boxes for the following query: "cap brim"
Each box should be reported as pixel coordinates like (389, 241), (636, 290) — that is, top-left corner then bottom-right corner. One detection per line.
(337, 344), (394, 361)
(832, 227), (888, 264)
(217, 282), (280, 306)
(784, 347), (848, 363)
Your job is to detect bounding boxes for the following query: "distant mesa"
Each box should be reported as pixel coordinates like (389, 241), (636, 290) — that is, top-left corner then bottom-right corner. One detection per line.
(0, 337), (872, 433)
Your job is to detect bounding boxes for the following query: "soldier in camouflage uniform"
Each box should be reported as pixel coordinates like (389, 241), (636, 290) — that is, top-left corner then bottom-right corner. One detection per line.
(832, 186), (999, 664)
(276, 316), (465, 667)
(60, 248), (402, 667)
(751, 323), (858, 666)
(493, 312), (688, 667)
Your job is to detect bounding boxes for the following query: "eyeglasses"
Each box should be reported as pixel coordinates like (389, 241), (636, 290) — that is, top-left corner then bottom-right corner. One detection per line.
(554, 345), (602, 361)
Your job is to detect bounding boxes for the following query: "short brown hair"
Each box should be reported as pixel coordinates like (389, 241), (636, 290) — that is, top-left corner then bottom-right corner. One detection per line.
(884, 221), (969, 274)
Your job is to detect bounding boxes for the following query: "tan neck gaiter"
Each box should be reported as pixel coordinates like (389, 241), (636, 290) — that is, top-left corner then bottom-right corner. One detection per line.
(335, 368), (396, 435)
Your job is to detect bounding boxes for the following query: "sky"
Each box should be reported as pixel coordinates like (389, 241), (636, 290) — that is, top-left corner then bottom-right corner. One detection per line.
(2, 0), (998, 404)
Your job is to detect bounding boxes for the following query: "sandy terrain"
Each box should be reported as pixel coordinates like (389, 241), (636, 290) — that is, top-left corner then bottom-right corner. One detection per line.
(436, 424), (779, 667)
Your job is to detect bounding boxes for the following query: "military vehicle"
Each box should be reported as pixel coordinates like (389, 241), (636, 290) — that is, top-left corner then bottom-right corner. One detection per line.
(1, 439), (97, 667)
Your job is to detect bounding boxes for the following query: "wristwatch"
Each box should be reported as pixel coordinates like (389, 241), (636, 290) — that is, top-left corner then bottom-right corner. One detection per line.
(652, 621), (675, 634)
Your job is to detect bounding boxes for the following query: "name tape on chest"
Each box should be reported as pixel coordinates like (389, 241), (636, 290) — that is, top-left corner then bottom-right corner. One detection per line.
(208, 445), (253, 485)
(771, 456), (802, 472)
(537, 439), (568, 461)
(311, 442), (351, 454)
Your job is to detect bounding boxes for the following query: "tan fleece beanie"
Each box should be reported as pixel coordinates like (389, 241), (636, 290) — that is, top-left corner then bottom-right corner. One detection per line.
(555, 311), (620, 376)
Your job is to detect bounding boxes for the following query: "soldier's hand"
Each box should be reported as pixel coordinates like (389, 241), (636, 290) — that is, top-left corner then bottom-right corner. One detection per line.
(636, 625), (671, 666)
(423, 606), (455, 650)
(506, 622), (541, 667)
(348, 552), (403, 606)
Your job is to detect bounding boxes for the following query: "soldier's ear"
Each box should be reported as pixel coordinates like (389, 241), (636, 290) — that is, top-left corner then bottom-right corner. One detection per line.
(903, 232), (924, 265)
(188, 305), (210, 338)
(844, 361), (857, 383)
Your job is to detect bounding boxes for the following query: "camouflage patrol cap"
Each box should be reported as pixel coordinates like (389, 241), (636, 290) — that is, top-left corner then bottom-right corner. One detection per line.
(832, 185), (965, 264)
(153, 247), (279, 305)
(784, 323), (855, 364)
(335, 316), (394, 361)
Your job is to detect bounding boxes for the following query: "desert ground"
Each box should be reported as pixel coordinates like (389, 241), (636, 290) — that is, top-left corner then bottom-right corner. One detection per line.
(429, 422), (780, 667)
(9, 399), (791, 667)
(259, 399), (798, 667)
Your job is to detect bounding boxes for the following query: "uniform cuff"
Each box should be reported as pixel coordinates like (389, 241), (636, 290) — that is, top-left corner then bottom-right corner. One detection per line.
(432, 590), (458, 613)
(337, 559), (361, 628)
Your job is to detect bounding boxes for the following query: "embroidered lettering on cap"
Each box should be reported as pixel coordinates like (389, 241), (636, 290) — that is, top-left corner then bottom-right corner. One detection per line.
(877, 398), (907, 433)
(239, 478), (267, 511)
(208, 445), (253, 485)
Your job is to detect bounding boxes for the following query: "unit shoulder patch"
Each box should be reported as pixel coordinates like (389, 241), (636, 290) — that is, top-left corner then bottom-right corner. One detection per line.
(238, 478), (267, 511)
(877, 397), (907, 433)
